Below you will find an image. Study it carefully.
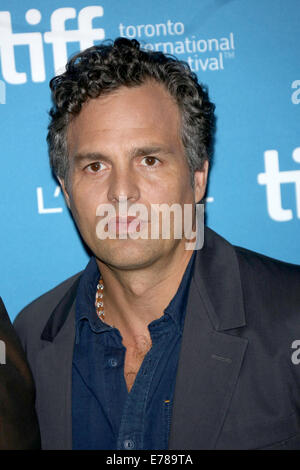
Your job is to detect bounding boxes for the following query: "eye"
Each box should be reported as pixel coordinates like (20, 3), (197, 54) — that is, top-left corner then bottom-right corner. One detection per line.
(86, 161), (106, 173)
(140, 156), (160, 167)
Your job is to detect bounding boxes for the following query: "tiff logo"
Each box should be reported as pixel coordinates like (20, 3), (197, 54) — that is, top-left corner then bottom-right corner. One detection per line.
(258, 148), (300, 221)
(0, 6), (105, 84)
(0, 340), (5, 365)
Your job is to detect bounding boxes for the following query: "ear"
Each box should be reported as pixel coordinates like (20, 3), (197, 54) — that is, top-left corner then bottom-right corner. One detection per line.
(58, 177), (71, 209)
(193, 160), (209, 203)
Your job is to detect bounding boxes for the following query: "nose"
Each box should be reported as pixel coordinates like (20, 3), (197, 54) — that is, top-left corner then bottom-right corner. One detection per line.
(107, 166), (140, 204)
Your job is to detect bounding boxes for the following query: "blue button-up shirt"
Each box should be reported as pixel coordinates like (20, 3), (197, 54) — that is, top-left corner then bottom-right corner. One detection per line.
(72, 251), (196, 450)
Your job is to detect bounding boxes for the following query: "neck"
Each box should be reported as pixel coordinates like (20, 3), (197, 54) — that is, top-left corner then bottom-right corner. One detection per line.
(96, 244), (194, 340)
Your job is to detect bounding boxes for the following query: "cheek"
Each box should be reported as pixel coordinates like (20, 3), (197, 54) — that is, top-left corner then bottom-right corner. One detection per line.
(143, 180), (193, 206)
(70, 178), (103, 209)
(69, 188), (97, 228)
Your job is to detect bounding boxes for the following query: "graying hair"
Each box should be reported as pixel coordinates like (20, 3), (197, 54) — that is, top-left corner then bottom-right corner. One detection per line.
(47, 38), (215, 189)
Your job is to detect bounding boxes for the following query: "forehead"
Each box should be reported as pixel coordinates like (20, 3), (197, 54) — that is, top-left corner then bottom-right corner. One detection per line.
(67, 81), (183, 155)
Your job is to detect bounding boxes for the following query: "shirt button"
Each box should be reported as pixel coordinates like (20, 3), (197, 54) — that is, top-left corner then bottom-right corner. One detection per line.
(108, 358), (118, 367)
(123, 439), (135, 449)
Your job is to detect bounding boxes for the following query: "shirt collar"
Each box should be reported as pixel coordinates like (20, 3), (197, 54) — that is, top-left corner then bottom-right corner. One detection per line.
(76, 250), (196, 335)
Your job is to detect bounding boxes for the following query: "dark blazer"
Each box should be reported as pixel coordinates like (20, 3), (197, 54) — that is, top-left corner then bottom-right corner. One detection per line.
(0, 297), (40, 449)
(13, 227), (300, 449)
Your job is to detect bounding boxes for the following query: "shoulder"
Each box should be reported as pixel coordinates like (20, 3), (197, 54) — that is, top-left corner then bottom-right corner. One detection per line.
(232, 244), (300, 349)
(234, 244), (300, 296)
(234, 243), (300, 275)
(13, 272), (82, 350)
(203, 226), (300, 311)
(233, 245), (300, 391)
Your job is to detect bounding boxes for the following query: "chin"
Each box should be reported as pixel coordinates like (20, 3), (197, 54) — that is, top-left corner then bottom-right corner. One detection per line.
(93, 238), (166, 270)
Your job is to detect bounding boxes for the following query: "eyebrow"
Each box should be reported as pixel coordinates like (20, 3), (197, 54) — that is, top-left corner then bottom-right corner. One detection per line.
(73, 145), (173, 165)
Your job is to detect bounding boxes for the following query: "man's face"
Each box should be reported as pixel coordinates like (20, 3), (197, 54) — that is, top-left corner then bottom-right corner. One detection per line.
(61, 80), (208, 270)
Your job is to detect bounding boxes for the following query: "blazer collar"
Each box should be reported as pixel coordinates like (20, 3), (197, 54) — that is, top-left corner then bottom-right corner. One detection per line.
(193, 225), (246, 331)
(168, 226), (248, 449)
(41, 276), (81, 342)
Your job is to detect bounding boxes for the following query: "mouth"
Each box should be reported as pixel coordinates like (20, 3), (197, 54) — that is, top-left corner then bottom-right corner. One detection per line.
(107, 216), (148, 235)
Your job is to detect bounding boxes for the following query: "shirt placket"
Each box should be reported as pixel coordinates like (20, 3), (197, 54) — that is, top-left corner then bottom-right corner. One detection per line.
(116, 326), (170, 450)
(102, 343), (128, 438)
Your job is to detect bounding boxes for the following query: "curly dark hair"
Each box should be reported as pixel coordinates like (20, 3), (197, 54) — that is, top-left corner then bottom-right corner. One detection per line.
(47, 37), (215, 187)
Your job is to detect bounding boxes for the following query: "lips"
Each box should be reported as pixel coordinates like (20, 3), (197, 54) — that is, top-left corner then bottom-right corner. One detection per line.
(107, 216), (147, 234)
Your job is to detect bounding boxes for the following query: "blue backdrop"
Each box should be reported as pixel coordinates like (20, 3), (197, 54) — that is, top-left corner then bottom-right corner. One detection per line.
(0, 0), (299, 320)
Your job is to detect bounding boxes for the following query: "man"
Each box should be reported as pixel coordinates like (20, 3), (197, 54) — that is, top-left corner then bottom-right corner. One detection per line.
(0, 297), (40, 449)
(14, 38), (300, 450)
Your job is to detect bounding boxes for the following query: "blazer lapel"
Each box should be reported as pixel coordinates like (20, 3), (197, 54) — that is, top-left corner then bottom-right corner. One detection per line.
(169, 227), (248, 450)
(35, 277), (80, 450)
